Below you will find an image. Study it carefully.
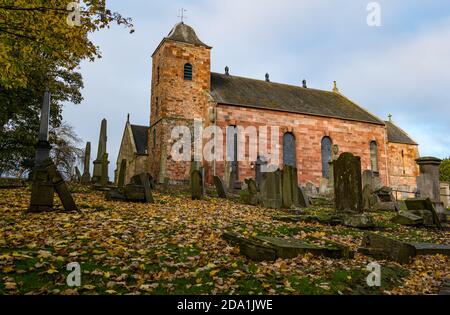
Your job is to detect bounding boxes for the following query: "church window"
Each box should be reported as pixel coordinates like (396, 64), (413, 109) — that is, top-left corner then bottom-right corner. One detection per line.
(184, 63), (193, 81)
(283, 133), (297, 168)
(153, 129), (157, 148)
(370, 141), (379, 173)
(155, 97), (159, 117)
(321, 137), (332, 178)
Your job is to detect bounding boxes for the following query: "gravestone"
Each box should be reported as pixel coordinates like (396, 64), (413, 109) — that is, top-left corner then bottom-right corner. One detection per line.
(297, 186), (310, 208)
(81, 142), (91, 184)
(362, 170), (374, 192)
(362, 184), (373, 211)
(29, 158), (78, 213)
(260, 170), (282, 209)
(92, 119), (108, 183)
(241, 178), (258, 205)
(416, 157), (446, 220)
(191, 170), (203, 200)
(214, 176), (227, 199)
(130, 173), (155, 190)
(282, 166), (300, 209)
(255, 156), (267, 190)
(358, 233), (416, 264)
(333, 152), (363, 213)
(118, 159), (127, 188)
(140, 173), (154, 203)
(100, 153), (109, 187)
(319, 178), (331, 195)
(305, 182), (318, 195)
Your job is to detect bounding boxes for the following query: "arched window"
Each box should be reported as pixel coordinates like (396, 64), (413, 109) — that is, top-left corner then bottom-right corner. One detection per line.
(184, 63), (193, 81)
(283, 133), (297, 168)
(321, 137), (332, 178)
(370, 141), (379, 173)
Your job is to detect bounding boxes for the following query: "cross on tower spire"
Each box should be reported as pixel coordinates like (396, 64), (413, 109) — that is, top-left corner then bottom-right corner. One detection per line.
(178, 8), (187, 23)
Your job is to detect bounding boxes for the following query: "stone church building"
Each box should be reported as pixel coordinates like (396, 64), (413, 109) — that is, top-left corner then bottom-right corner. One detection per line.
(115, 22), (420, 195)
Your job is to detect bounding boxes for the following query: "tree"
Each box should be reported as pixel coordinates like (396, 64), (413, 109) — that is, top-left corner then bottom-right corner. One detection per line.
(440, 158), (450, 183)
(50, 121), (83, 180)
(0, 1), (132, 176)
(0, 0), (133, 89)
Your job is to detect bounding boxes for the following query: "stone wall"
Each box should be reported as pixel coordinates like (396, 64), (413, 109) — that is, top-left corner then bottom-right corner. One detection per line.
(387, 142), (419, 199)
(209, 104), (389, 187)
(115, 124), (149, 185)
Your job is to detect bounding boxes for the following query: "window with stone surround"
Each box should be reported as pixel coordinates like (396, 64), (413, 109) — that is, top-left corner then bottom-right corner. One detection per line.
(321, 137), (332, 178)
(283, 133), (297, 168)
(157, 66), (160, 85)
(184, 63), (193, 81)
(370, 141), (379, 173)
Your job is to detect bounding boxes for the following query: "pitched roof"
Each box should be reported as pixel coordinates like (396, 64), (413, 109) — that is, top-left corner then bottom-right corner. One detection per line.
(385, 121), (417, 145)
(130, 125), (149, 155)
(210, 73), (384, 125)
(166, 22), (210, 48)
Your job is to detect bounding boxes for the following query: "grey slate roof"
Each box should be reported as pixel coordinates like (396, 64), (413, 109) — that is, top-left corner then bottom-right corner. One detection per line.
(166, 22), (210, 48)
(130, 125), (149, 155)
(210, 73), (385, 125)
(385, 121), (417, 145)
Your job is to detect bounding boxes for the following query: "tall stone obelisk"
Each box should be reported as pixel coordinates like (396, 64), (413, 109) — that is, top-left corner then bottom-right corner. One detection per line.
(29, 88), (54, 212)
(81, 142), (91, 184)
(92, 119), (108, 183)
(34, 88), (52, 166)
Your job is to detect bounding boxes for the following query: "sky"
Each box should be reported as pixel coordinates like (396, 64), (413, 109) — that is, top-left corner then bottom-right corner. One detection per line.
(63, 0), (450, 176)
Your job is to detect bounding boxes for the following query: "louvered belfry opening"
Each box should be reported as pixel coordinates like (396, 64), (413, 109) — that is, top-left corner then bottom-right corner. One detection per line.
(184, 63), (193, 81)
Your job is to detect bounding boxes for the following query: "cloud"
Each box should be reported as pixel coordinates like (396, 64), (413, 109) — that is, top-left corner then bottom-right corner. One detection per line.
(63, 0), (450, 178)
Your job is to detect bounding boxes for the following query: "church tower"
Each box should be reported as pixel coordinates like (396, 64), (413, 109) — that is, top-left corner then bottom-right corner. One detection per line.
(149, 22), (212, 183)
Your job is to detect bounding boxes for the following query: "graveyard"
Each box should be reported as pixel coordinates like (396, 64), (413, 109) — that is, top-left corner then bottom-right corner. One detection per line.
(1, 2), (450, 300)
(1, 158), (449, 295)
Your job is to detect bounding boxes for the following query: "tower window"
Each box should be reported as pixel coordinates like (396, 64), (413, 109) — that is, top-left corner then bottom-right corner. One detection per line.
(155, 97), (159, 117)
(184, 63), (193, 81)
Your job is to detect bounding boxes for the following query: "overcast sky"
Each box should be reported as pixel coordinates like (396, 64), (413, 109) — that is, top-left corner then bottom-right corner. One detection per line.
(63, 0), (450, 175)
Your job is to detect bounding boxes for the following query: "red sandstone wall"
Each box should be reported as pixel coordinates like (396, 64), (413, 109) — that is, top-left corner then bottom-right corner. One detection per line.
(387, 142), (420, 198)
(212, 104), (389, 187)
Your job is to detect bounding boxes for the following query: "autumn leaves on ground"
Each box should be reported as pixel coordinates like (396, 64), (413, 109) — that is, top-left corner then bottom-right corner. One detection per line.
(0, 185), (448, 295)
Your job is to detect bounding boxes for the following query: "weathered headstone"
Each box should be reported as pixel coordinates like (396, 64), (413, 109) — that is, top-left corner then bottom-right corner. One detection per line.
(260, 170), (282, 209)
(29, 158), (78, 213)
(118, 159), (127, 188)
(405, 198), (442, 229)
(362, 170), (374, 192)
(282, 166), (300, 209)
(305, 182), (318, 195)
(362, 184), (373, 211)
(319, 178), (331, 195)
(81, 142), (91, 184)
(140, 173), (154, 203)
(191, 170), (203, 200)
(214, 176), (227, 199)
(243, 178), (258, 205)
(131, 173), (156, 190)
(297, 186), (310, 208)
(416, 157), (446, 220)
(333, 152), (363, 213)
(92, 119), (108, 183)
(358, 233), (416, 264)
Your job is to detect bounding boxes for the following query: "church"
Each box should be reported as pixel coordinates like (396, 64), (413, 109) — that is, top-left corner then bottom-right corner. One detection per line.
(115, 22), (420, 196)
